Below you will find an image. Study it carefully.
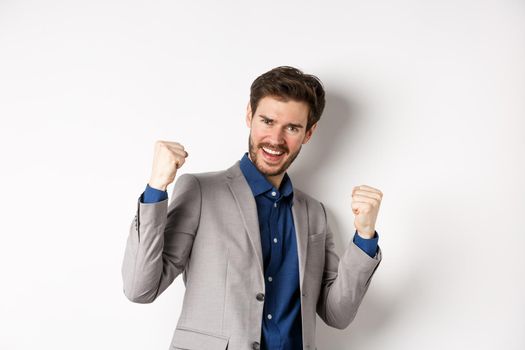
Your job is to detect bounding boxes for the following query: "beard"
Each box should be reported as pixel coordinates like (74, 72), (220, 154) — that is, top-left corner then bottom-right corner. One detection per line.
(248, 134), (302, 177)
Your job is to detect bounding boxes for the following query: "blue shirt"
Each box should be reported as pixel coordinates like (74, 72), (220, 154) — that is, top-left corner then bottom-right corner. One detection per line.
(239, 153), (303, 350)
(140, 155), (379, 348)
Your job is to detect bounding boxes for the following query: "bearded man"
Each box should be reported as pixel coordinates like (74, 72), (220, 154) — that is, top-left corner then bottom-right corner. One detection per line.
(122, 66), (383, 350)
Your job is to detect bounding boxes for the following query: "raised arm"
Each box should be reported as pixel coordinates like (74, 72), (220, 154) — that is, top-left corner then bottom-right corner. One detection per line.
(121, 141), (200, 303)
(316, 185), (383, 328)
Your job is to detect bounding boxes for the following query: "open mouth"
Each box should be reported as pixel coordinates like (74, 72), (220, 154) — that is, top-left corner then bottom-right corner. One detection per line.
(261, 146), (286, 162)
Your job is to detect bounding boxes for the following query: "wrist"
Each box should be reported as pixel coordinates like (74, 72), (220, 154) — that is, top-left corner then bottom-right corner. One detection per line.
(357, 229), (375, 239)
(148, 179), (168, 191)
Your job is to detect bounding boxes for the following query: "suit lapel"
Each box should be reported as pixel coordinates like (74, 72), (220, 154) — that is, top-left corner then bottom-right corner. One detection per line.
(225, 162), (309, 287)
(292, 192), (308, 290)
(226, 163), (264, 278)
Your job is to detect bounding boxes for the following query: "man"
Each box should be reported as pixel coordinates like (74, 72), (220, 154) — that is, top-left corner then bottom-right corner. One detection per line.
(122, 66), (383, 350)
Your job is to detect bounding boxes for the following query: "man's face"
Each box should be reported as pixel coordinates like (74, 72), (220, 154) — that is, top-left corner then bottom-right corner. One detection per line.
(246, 95), (317, 178)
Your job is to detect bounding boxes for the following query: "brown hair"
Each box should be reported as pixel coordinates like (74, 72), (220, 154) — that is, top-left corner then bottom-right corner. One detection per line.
(249, 66), (325, 131)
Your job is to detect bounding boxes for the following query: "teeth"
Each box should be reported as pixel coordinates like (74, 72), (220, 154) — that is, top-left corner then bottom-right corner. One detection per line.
(263, 147), (283, 156)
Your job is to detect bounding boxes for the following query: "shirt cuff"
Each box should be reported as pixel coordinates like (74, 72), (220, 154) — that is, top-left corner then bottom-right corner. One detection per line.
(141, 184), (168, 203)
(353, 230), (379, 258)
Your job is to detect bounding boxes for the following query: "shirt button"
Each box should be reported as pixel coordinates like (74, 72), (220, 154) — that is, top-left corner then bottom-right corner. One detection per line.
(271, 191), (277, 197)
(268, 276), (272, 282)
(267, 314), (272, 320)
(252, 341), (260, 350)
(274, 203), (278, 208)
(273, 238), (278, 243)
(256, 293), (265, 302)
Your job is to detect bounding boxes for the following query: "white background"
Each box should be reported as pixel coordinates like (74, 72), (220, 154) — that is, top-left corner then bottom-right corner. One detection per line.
(1, 0), (524, 349)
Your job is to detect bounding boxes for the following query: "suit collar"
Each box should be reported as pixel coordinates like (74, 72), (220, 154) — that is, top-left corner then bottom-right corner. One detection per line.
(226, 164), (265, 278)
(292, 192), (308, 289)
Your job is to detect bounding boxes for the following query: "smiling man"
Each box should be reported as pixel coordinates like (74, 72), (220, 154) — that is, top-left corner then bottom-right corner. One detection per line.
(122, 66), (383, 350)
(247, 96), (313, 187)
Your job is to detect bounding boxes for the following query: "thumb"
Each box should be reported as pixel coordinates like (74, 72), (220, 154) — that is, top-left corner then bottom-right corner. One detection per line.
(351, 201), (361, 215)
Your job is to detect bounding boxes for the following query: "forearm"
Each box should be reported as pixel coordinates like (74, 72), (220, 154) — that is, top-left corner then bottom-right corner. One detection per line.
(122, 199), (170, 303)
(317, 240), (381, 329)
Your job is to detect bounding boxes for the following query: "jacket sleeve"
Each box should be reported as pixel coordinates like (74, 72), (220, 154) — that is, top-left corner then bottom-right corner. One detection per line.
(121, 174), (201, 303)
(316, 203), (382, 329)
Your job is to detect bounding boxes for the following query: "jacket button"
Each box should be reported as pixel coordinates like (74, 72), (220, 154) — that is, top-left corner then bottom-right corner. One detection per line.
(252, 341), (260, 349)
(256, 293), (265, 302)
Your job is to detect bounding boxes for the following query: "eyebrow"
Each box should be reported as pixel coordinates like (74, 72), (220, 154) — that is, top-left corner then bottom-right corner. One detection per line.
(259, 114), (305, 129)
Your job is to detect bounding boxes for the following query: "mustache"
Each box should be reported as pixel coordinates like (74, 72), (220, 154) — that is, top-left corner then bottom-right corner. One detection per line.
(258, 143), (289, 153)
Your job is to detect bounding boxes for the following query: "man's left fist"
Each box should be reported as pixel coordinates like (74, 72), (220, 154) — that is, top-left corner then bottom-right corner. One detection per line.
(351, 185), (383, 239)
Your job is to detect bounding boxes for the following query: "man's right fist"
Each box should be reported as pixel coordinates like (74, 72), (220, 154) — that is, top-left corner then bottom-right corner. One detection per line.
(148, 141), (188, 191)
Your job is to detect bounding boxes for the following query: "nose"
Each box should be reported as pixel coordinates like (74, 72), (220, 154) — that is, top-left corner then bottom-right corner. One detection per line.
(267, 127), (285, 145)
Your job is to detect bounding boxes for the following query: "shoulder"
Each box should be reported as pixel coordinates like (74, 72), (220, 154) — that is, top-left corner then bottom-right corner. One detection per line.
(176, 161), (241, 188)
(177, 169), (227, 188)
(184, 169), (228, 181)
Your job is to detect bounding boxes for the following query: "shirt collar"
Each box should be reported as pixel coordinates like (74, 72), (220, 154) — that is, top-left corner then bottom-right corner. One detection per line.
(239, 153), (294, 198)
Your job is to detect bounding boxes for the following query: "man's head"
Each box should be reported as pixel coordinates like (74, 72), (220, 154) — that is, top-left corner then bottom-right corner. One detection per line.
(246, 66), (326, 185)
(249, 66), (325, 132)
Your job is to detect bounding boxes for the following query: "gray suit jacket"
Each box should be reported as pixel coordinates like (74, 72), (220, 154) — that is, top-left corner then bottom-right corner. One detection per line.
(122, 161), (381, 350)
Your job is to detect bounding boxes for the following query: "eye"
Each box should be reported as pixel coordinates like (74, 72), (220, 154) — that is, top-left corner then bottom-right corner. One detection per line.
(287, 125), (299, 133)
(261, 117), (272, 125)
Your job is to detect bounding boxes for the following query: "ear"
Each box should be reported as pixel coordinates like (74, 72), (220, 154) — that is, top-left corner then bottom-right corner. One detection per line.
(245, 102), (252, 128)
(302, 122), (318, 144)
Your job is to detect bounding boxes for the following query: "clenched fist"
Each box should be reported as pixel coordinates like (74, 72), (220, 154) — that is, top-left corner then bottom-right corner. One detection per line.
(148, 141), (188, 191)
(351, 185), (383, 239)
